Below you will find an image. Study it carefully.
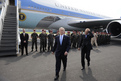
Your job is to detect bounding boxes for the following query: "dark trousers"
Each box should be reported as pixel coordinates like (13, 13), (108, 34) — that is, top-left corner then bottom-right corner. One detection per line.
(55, 55), (67, 76)
(40, 41), (45, 51)
(81, 47), (91, 68)
(32, 41), (37, 50)
(21, 43), (28, 55)
(48, 41), (53, 51)
(45, 40), (47, 50)
(77, 41), (80, 48)
(73, 41), (77, 48)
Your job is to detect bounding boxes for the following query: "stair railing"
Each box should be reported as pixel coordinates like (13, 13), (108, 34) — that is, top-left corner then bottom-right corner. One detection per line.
(0, 0), (9, 44)
(16, 0), (21, 54)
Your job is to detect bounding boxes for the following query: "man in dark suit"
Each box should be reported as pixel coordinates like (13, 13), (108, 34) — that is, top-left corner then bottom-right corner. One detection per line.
(20, 29), (29, 56)
(52, 27), (71, 80)
(78, 28), (94, 70)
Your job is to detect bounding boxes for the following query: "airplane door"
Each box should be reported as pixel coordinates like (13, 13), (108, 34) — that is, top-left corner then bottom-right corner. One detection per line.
(9, 0), (15, 6)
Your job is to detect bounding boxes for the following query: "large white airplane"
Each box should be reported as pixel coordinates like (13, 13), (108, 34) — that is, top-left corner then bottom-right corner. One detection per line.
(0, 0), (120, 56)
(15, 0), (121, 37)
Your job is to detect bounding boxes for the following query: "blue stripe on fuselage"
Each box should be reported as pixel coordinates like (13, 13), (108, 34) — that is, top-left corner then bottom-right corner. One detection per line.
(17, 0), (104, 19)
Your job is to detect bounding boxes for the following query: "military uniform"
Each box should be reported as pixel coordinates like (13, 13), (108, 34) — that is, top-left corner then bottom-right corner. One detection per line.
(67, 31), (71, 43)
(48, 33), (54, 51)
(77, 33), (82, 48)
(97, 33), (101, 45)
(39, 33), (46, 52)
(31, 32), (38, 51)
(72, 33), (77, 48)
(71, 33), (74, 48)
(44, 33), (47, 50)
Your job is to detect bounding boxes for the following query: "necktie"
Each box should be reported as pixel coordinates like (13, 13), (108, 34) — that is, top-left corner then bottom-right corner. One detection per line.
(24, 33), (25, 37)
(85, 35), (87, 38)
(60, 35), (62, 45)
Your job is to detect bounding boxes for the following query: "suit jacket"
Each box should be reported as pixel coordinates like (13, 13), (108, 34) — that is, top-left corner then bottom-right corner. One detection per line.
(20, 33), (29, 45)
(52, 35), (71, 56)
(79, 31), (94, 50)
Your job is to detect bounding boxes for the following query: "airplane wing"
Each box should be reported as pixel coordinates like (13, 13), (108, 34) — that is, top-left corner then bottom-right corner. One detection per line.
(68, 18), (121, 36)
(68, 18), (121, 29)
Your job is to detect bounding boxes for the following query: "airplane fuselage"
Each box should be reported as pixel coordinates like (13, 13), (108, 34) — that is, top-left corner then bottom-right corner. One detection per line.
(17, 0), (110, 30)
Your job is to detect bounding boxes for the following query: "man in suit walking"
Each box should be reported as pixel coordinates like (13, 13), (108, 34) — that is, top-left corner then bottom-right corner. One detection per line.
(78, 28), (94, 70)
(20, 29), (29, 56)
(52, 27), (71, 80)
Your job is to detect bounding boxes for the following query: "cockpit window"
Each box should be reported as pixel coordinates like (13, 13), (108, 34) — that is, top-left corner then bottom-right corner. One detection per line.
(42, 16), (61, 22)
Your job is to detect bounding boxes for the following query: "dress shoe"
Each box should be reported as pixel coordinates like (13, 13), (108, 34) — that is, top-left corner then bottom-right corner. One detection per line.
(81, 67), (85, 70)
(63, 68), (66, 71)
(54, 76), (59, 80)
(47, 50), (50, 52)
(88, 62), (90, 66)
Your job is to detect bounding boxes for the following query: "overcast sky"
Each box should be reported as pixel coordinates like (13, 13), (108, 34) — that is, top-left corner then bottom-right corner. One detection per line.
(57, 0), (121, 18)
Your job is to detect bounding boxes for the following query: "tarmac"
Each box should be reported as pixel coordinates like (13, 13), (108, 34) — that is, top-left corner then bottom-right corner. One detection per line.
(0, 38), (121, 81)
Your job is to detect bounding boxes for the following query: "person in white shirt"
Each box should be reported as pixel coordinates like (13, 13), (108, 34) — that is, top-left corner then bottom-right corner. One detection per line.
(91, 31), (98, 48)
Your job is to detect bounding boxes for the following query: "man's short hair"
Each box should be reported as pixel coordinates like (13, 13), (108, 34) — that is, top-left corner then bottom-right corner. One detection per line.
(59, 27), (65, 31)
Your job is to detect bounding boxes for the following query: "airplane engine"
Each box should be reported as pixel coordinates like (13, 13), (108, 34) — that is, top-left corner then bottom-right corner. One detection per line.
(106, 20), (121, 36)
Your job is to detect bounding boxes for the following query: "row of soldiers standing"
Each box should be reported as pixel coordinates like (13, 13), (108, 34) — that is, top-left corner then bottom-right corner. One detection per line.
(97, 32), (111, 45)
(66, 30), (111, 49)
(31, 29), (54, 52)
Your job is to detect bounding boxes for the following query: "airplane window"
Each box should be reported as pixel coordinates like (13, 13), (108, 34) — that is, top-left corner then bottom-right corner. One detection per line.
(42, 16), (55, 21)
(28, 6), (30, 8)
(34, 7), (36, 9)
(55, 17), (61, 21)
(31, 6), (33, 9)
(61, 5), (64, 8)
(68, 7), (70, 10)
(71, 7), (73, 10)
(55, 3), (59, 7)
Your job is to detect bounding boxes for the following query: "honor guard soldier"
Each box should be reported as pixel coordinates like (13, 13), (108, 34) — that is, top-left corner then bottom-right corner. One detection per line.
(55, 30), (59, 37)
(48, 30), (54, 52)
(44, 30), (47, 50)
(101, 32), (104, 45)
(71, 31), (74, 48)
(39, 29), (46, 52)
(31, 29), (38, 52)
(108, 33), (111, 44)
(67, 31), (71, 47)
(72, 31), (77, 48)
(77, 31), (82, 48)
(97, 32), (100, 45)
(66, 31), (71, 38)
